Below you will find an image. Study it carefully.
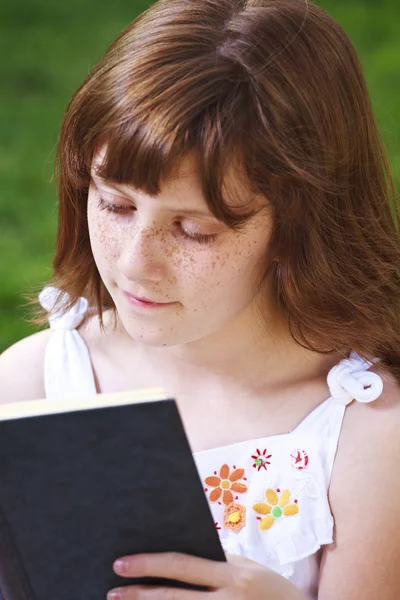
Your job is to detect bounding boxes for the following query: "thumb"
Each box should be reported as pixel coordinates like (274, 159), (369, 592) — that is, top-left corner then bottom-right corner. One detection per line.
(226, 554), (265, 569)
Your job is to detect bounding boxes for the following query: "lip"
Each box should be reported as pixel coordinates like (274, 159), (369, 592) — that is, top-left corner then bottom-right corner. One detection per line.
(122, 290), (176, 309)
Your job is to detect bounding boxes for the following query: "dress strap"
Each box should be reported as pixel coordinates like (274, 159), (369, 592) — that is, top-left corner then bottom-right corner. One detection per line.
(39, 286), (97, 400)
(327, 350), (383, 405)
(39, 286), (89, 331)
(324, 350), (383, 487)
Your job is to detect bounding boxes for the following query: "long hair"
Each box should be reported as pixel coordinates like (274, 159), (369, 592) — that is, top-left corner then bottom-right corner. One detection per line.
(30, 0), (400, 380)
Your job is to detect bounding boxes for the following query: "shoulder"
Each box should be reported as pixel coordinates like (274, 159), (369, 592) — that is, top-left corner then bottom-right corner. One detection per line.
(0, 309), (117, 405)
(329, 366), (400, 513)
(318, 368), (400, 599)
(333, 365), (400, 471)
(0, 329), (53, 404)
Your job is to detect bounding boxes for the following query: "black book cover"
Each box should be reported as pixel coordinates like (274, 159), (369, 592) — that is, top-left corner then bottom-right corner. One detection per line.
(0, 391), (226, 599)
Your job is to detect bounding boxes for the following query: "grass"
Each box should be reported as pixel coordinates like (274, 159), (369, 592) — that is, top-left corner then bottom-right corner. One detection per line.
(0, 0), (399, 352)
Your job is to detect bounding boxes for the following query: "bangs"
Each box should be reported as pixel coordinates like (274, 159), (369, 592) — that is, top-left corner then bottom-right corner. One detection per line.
(73, 11), (281, 229)
(85, 88), (265, 229)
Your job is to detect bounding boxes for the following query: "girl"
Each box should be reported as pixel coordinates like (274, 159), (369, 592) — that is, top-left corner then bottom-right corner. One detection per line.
(1, 0), (400, 598)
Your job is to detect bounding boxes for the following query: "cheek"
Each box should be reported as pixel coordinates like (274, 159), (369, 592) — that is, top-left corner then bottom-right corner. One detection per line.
(88, 201), (121, 269)
(178, 238), (265, 298)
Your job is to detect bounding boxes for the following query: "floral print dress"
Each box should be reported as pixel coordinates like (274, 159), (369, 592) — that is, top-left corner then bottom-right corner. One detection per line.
(192, 355), (383, 598)
(39, 286), (384, 600)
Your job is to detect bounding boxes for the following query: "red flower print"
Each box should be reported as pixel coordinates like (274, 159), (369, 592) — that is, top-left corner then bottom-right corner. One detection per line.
(251, 448), (272, 471)
(290, 449), (309, 470)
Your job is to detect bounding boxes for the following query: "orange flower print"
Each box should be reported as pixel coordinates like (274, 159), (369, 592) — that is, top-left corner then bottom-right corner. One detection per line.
(253, 488), (299, 531)
(224, 502), (246, 532)
(205, 464), (248, 505)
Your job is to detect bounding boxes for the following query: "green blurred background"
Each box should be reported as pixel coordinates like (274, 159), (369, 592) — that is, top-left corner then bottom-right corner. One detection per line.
(1, 0), (399, 353)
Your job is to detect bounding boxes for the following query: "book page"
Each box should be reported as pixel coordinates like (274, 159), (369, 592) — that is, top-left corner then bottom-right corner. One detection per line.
(0, 387), (168, 421)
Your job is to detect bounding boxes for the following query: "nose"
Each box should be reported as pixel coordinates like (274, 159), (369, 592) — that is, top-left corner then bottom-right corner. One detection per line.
(117, 224), (167, 283)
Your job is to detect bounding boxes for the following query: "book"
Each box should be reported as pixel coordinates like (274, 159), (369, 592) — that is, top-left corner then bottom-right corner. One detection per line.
(0, 389), (226, 599)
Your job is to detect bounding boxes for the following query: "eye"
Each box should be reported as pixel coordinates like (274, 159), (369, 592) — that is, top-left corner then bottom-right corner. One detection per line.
(96, 195), (218, 245)
(96, 196), (133, 215)
(178, 227), (218, 245)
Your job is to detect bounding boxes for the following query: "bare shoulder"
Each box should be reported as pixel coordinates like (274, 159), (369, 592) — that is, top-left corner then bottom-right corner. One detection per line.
(334, 365), (400, 467)
(318, 368), (400, 599)
(330, 365), (400, 512)
(0, 309), (119, 405)
(0, 329), (53, 404)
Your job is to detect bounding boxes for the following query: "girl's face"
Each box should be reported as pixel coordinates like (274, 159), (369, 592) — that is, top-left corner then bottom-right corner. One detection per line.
(87, 149), (276, 348)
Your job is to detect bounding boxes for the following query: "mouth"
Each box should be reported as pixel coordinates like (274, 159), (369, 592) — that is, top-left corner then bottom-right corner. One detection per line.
(122, 290), (177, 309)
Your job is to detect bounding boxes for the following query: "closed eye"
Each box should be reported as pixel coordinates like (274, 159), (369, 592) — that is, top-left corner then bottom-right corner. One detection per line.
(96, 196), (218, 245)
(97, 196), (133, 215)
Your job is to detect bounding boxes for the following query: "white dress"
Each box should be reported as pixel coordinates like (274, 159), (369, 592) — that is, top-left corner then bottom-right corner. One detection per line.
(39, 286), (384, 600)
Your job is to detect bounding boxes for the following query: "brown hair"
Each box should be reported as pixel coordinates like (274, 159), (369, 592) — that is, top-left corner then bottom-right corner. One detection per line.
(30, 0), (400, 380)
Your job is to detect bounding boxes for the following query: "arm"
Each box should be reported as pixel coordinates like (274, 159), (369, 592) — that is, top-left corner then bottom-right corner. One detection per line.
(318, 371), (400, 599)
(0, 329), (51, 403)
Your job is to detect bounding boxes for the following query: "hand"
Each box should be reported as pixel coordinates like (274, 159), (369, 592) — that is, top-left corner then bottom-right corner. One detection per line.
(107, 552), (304, 599)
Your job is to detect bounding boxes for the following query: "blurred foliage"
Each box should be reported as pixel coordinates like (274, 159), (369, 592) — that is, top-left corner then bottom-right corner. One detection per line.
(0, 0), (399, 352)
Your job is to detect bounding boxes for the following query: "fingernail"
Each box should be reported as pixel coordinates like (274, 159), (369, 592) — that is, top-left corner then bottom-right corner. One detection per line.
(113, 559), (127, 574)
(107, 589), (122, 599)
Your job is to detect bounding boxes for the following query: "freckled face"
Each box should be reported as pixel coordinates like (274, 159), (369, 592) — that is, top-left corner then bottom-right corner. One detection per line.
(87, 155), (275, 347)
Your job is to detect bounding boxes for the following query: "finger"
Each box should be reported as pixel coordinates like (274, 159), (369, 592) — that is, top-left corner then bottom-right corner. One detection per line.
(113, 552), (232, 588)
(108, 583), (219, 600)
(226, 554), (265, 569)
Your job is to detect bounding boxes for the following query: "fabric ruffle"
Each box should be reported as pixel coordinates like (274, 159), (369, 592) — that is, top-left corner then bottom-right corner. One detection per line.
(221, 514), (333, 579)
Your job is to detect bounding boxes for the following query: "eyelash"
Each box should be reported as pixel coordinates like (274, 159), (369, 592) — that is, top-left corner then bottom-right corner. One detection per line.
(96, 196), (218, 245)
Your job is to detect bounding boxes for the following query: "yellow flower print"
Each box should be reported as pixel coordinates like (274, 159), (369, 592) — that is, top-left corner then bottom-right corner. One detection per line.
(253, 488), (299, 531)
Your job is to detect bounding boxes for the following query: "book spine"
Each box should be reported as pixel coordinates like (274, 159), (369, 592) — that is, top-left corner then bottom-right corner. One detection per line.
(0, 506), (36, 600)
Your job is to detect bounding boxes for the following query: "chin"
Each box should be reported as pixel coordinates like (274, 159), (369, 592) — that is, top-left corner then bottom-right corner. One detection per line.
(121, 317), (211, 349)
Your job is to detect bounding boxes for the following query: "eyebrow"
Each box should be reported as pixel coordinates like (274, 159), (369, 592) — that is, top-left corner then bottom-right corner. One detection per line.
(91, 173), (216, 219)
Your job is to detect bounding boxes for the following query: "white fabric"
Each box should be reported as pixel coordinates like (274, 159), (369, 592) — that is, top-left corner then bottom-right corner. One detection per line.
(326, 353), (383, 405)
(39, 286), (97, 399)
(40, 285), (384, 600)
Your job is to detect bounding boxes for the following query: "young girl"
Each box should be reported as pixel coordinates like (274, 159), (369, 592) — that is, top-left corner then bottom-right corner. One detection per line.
(1, 0), (400, 598)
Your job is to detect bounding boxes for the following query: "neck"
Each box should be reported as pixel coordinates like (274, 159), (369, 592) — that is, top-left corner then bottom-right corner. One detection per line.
(116, 298), (346, 398)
